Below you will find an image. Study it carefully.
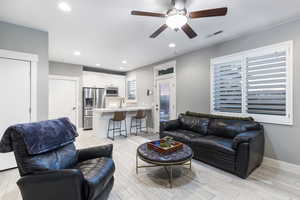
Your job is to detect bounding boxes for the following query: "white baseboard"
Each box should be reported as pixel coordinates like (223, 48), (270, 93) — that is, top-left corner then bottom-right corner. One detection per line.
(263, 157), (300, 175)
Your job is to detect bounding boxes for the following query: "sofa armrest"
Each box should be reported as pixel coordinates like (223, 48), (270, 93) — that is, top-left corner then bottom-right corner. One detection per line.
(233, 129), (265, 178)
(77, 144), (113, 162)
(17, 169), (84, 200)
(232, 130), (263, 149)
(160, 119), (181, 133)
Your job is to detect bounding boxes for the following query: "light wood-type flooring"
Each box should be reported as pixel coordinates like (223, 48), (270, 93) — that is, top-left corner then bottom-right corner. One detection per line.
(1, 131), (300, 200)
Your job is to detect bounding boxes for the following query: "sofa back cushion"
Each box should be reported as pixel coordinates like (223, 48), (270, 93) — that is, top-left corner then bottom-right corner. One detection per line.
(185, 111), (254, 121)
(208, 119), (261, 138)
(178, 114), (209, 135)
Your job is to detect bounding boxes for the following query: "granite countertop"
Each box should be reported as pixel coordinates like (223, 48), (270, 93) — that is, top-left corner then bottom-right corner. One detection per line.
(94, 106), (152, 113)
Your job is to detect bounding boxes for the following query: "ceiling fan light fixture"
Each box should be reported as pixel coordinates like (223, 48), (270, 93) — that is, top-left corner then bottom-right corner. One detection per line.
(58, 2), (72, 12)
(166, 14), (187, 30)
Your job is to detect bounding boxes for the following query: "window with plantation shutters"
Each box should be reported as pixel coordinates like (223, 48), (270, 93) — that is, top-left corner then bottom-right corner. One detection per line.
(211, 41), (293, 125)
(213, 60), (242, 113)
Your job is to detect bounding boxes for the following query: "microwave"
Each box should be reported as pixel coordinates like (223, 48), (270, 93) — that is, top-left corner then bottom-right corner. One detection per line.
(106, 87), (119, 96)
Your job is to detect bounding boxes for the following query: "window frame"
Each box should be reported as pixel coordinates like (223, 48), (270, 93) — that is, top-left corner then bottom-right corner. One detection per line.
(126, 77), (137, 102)
(210, 41), (293, 125)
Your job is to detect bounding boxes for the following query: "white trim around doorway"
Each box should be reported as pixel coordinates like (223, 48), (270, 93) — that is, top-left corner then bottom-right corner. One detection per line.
(153, 61), (177, 133)
(0, 49), (38, 122)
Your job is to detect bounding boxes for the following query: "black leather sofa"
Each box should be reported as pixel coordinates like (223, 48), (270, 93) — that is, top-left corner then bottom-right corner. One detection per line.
(0, 118), (115, 200)
(160, 111), (265, 178)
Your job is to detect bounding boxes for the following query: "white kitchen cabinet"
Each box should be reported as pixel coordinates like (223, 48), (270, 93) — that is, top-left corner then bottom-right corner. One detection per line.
(82, 72), (99, 87)
(116, 78), (125, 97)
(82, 71), (126, 97)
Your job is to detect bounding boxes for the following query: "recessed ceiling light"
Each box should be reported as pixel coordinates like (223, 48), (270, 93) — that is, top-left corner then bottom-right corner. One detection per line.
(120, 67), (124, 70)
(169, 43), (176, 48)
(96, 64), (100, 67)
(74, 51), (81, 56)
(122, 60), (127, 64)
(58, 2), (72, 12)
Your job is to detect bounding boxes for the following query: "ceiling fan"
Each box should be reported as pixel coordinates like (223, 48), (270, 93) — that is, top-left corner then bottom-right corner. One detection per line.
(131, 0), (228, 39)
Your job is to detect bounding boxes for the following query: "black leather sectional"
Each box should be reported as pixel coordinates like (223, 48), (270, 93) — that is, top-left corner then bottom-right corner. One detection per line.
(160, 111), (265, 178)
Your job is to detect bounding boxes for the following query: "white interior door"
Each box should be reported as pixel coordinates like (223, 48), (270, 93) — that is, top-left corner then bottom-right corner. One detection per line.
(49, 76), (78, 126)
(0, 58), (31, 171)
(154, 78), (176, 133)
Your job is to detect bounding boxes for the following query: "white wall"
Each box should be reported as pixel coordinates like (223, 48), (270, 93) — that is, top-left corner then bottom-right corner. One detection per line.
(126, 66), (154, 107)
(0, 21), (49, 120)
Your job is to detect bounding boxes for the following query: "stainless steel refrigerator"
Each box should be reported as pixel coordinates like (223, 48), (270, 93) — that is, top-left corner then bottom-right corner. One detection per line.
(83, 87), (105, 130)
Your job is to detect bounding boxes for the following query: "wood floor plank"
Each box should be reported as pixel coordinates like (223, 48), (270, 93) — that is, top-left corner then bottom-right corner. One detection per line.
(1, 131), (300, 200)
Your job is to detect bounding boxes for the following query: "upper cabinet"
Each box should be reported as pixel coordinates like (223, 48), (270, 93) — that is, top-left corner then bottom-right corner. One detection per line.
(82, 71), (126, 97)
(82, 72), (98, 87)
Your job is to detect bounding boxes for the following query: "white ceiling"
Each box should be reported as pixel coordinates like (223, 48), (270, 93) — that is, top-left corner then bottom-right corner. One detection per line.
(0, 0), (300, 71)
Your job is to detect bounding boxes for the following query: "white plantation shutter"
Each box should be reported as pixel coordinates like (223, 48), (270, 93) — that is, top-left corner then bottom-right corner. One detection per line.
(246, 51), (287, 116)
(211, 41), (293, 125)
(213, 60), (242, 113)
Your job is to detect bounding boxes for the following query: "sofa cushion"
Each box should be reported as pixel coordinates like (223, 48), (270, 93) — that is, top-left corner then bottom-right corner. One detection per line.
(75, 157), (115, 200)
(178, 114), (210, 135)
(160, 129), (203, 146)
(192, 135), (235, 155)
(208, 119), (261, 139)
(28, 143), (78, 173)
(191, 135), (236, 172)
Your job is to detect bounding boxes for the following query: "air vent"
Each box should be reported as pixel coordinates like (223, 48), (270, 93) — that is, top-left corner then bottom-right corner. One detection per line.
(207, 30), (223, 38)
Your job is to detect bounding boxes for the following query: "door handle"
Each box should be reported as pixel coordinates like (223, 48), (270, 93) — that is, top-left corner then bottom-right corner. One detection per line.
(72, 107), (76, 110)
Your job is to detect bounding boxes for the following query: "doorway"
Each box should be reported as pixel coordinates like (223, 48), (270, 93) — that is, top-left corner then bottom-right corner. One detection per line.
(0, 49), (38, 171)
(154, 77), (176, 133)
(48, 75), (79, 127)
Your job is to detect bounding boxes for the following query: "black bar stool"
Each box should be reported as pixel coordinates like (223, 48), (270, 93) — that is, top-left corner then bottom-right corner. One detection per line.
(130, 110), (147, 135)
(107, 111), (127, 140)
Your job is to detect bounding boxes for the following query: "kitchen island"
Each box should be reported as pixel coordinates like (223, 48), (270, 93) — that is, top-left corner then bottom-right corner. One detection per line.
(93, 106), (153, 139)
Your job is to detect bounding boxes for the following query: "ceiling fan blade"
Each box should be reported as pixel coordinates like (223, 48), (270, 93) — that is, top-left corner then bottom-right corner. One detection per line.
(181, 24), (197, 39)
(131, 11), (166, 18)
(189, 7), (228, 19)
(150, 24), (168, 38)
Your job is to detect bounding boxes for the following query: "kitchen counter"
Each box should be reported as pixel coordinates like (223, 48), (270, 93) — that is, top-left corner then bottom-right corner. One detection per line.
(94, 106), (152, 113)
(92, 106), (153, 139)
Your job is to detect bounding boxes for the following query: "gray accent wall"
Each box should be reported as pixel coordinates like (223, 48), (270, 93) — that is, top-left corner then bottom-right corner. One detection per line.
(50, 61), (83, 77)
(176, 47), (215, 114)
(135, 66), (155, 107)
(213, 19), (300, 165)
(134, 66), (155, 128)
(49, 61), (83, 128)
(130, 19), (300, 165)
(0, 21), (49, 121)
